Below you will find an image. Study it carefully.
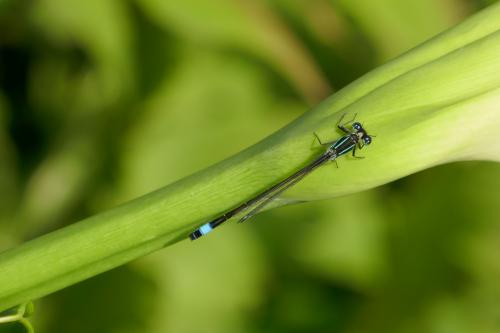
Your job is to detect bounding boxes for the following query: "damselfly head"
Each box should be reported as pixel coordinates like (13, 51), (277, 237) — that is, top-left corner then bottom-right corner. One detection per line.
(352, 122), (372, 145)
(352, 122), (363, 131)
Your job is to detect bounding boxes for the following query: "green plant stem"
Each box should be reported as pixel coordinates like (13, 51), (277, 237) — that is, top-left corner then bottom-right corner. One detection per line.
(0, 303), (34, 332)
(1, 2), (500, 313)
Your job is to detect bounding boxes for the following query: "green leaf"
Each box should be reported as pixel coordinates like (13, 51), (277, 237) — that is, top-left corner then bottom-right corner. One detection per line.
(0, 2), (500, 313)
(136, 0), (331, 102)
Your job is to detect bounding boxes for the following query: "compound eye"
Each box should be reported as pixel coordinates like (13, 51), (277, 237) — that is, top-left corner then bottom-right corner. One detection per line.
(364, 136), (372, 145)
(352, 122), (362, 130)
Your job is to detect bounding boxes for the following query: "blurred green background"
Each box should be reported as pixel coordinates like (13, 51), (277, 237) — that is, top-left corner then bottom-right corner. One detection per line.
(1, 0), (500, 332)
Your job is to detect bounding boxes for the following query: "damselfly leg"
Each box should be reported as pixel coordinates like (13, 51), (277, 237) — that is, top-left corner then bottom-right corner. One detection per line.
(313, 132), (334, 146)
(337, 113), (357, 133)
(314, 113), (357, 146)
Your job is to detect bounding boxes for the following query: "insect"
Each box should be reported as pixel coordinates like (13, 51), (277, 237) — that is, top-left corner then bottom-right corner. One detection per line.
(189, 114), (373, 240)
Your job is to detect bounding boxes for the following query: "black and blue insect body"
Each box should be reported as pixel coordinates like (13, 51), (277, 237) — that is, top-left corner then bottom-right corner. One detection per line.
(189, 114), (373, 240)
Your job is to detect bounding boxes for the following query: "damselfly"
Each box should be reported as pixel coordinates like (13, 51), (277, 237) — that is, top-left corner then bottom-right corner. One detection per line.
(189, 114), (373, 240)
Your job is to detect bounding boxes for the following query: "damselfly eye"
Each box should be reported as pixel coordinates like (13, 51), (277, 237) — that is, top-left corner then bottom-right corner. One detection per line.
(363, 136), (372, 145)
(352, 122), (362, 130)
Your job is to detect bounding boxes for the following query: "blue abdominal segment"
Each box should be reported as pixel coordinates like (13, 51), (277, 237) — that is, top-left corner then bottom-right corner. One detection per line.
(199, 223), (213, 235)
(189, 223), (213, 240)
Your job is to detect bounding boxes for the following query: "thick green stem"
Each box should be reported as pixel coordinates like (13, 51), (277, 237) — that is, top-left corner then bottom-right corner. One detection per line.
(1, 2), (500, 313)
